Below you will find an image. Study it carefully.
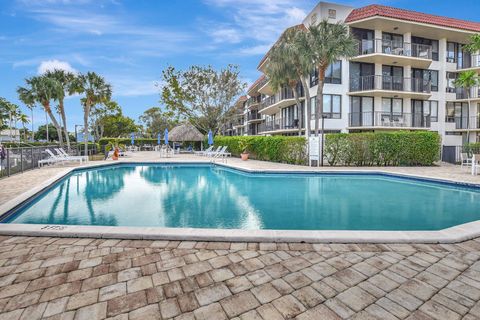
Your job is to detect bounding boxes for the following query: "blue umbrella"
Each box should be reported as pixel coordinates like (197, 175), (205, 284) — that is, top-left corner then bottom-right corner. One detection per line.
(157, 133), (161, 145)
(164, 128), (169, 145)
(130, 132), (135, 146)
(208, 130), (213, 145)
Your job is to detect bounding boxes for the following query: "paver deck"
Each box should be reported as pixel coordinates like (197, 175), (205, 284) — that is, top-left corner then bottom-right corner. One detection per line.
(0, 153), (479, 319)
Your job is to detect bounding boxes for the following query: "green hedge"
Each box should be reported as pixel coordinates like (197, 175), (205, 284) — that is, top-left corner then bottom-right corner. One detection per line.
(214, 136), (307, 165)
(465, 142), (480, 154)
(325, 131), (441, 166)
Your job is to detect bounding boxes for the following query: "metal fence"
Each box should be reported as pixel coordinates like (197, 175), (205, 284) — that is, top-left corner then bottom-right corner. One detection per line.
(0, 144), (99, 178)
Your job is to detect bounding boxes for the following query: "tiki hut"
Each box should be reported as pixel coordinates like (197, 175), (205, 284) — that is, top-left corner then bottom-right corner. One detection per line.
(168, 123), (204, 143)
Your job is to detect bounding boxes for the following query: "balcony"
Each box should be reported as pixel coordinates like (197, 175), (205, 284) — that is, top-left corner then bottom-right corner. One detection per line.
(259, 86), (304, 115)
(348, 112), (431, 129)
(259, 117), (303, 134)
(348, 75), (431, 99)
(232, 117), (244, 128)
(247, 112), (263, 123)
(450, 86), (480, 102)
(457, 54), (480, 72)
(258, 77), (274, 95)
(247, 96), (261, 109)
(351, 39), (433, 68)
(446, 116), (480, 130)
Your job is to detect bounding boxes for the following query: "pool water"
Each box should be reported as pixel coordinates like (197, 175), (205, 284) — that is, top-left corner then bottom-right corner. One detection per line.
(4, 164), (480, 231)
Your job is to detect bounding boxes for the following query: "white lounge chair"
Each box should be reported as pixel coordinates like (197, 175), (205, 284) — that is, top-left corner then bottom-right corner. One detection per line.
(213, 146), (231, 162)
(56, 148), (89, 162)
(205, 146), (222, 157)
(194, 146), (213, 156)
(39, 149), (67, 167)
(461, 152), (473, 169)
(47, 149), (83, 165)
(472, 154), (480, 175)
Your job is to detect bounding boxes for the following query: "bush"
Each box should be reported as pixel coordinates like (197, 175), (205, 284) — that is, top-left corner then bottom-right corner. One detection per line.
(325, 131), (441, 166)
(214, 136), (307, 165)
(99, 138), (157, 147)
(465, 142), (480, 154)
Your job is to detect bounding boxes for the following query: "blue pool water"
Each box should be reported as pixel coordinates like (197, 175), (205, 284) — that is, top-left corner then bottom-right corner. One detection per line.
(3, 164), (480, 231)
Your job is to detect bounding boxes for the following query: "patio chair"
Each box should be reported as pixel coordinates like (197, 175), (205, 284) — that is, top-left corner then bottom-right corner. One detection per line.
(460, 152), (473, 169)
(194, 146), (213, 156)
(205, 146), (222, 157)
(57, 148), (88, 162)
(212, 146), (230, 162)
(472, 154), (480, 175)
(48, 149), (83, 165)
(38, 151), (64, 167)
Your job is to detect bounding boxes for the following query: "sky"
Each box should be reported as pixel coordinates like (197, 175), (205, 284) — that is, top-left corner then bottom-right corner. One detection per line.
(0, 0), (479, 131)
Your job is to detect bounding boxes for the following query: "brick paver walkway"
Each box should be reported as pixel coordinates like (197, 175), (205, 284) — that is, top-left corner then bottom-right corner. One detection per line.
(0, 236), (479, 319)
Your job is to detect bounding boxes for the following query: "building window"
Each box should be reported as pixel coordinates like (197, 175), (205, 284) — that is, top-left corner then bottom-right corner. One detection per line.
(446, 42), (458, 63)
(446, 102), (468, 121)
(310, 95), (341, 119)
(381, 98), (403, 114)
(411, 69), (438, 92)
(325, 60), (342, 84)
(446, 72), (457, 93)
(349, 96), (374, 126)
(412, 36), (439, 61)
(328, 9), (336, 19)
(426, 101), (438, 122)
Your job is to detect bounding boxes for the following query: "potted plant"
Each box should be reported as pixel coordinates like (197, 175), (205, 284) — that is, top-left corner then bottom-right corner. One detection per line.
(238, 140), (251, 161)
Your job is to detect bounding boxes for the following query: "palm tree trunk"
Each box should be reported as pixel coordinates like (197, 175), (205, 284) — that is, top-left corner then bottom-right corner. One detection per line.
(300, 77), (311, 137)
(59, 100), (70, 150)
(84, 103), (90, 157)
(43, 103), (64, 147)
(291, 83), (302, 136)
(316, 66), (327, 166)
(467, 91), (471, 144)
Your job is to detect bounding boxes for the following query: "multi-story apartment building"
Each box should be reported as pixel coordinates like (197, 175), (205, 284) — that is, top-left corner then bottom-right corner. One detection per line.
(227, 2), (480, 150)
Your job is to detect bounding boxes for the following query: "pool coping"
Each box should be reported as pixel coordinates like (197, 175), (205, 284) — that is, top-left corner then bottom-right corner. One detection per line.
(0, 160), (479, 244)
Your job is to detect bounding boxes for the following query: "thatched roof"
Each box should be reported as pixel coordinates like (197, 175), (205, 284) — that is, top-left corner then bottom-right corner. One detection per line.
(168, 123), (204, 142)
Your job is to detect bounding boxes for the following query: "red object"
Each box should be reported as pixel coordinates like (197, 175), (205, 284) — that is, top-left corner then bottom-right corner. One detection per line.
(346, 4), (480, 33)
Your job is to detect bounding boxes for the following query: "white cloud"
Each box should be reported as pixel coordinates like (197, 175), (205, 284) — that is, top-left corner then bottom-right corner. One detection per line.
(110, 77), (158, 97)
(37, 59), (77, 74)
(210, 28), (242, 43)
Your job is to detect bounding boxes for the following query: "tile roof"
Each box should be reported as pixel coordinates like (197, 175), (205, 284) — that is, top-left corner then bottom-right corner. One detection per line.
(346, 4), (480, 33)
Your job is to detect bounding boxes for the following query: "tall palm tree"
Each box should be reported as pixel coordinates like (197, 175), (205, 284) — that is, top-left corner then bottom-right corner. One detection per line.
(45, 69), (75, 150)
(304, 19), (357, 165)
(265, 28), (306, 135)
(70, 72), (112, 155)
(465, 34), (480, 54)
(454, 70), (479, 136)
(18, 76), (65, 146)
(17, 87), (36, 141)
(17, 113), (30, 142)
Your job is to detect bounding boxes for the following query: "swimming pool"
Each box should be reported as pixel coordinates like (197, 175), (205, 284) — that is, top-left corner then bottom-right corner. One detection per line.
(3, 163), (480, 231)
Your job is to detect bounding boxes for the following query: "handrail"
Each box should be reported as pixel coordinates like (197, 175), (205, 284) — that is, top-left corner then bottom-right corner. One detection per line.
(355, 38), (433, 59)
(348, 112), (431, 128)
(349, 75), (431, 93)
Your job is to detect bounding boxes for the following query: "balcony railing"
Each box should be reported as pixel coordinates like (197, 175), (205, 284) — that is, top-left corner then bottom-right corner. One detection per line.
(259, 86), (304, 111)
(349, 75), (431, 93)
(247, 113), (262, 121)
(259, 117), (302, 132)
(446, 116), (480, 129)
(247, 96), (261, 108)
(457, 54), (480, 70)
(454, 86), (480, 100)
(348, 112), (431, 128)
(355, 39), (433, 59)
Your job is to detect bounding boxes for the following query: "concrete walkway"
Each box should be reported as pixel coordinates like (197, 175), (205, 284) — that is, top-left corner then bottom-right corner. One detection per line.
(0, 153), (479, 319)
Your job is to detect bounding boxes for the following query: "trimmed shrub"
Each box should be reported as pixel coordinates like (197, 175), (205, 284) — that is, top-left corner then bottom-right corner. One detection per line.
(465, 142), (480, 154)
(325, 131), (441, 166)
(214, 136), (307, 165)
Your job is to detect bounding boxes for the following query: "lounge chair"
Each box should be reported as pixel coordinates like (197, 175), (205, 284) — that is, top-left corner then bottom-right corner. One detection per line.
(47, 149), (83, 165)
(38, 151), (64, 167)
(461, 152), (472, 169)
(205, 146), (221, 157)
(194, 146), (213, 156)
(57, 148), (89, 162)
(472, 154), (480, 175)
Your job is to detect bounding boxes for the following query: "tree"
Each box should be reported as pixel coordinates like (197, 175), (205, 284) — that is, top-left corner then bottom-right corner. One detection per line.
(161, 65), (246, 134)
(17, 113), (30, 141)
(17, 75), (65, 147)
(0, 97), (15, 131)
(70, 72), (112, 155)
(35, 124), (59, 142)
(265, 25), (312, 136)
(101, 112), (139, 138)
(139, 107), (178, 138)
(90, 100), (121, 141)
(304, 20), (357, 165)
(45, 69), (75, 149)
(454, 70), (479, 138)
(465, 34), (480, 54)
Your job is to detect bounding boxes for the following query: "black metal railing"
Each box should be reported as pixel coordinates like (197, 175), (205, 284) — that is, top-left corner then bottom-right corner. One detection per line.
(259, 86), (304, 111)
(457, 54), (480, 70)
(349, 75), (431, 93)
(454, 86), (480, 100)
(348, 112), (431, 128)
(445, 116), (480, 129)
(355, 38), (433, 59)
(259, 117), (302, 132)
(247, 113), (262, 121)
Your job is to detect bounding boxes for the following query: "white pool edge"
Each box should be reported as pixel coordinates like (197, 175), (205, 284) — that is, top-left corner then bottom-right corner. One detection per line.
(0, 161), (479, 244)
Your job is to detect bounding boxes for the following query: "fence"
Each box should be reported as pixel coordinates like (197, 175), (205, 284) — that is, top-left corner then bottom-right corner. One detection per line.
(0, 144), (99, 178)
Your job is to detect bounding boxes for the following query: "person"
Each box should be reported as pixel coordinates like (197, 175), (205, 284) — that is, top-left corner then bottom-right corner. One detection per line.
(0, 145), (6, 170)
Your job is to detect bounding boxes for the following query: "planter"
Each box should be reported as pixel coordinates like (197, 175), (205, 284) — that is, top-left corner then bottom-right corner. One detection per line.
(241, 153), (249, 161)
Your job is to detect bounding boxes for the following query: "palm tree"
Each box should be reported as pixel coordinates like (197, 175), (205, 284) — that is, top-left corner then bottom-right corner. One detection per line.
(17, 113), (30, 141)
(265, 27), (307, 136)
(0, 98), (17, 134)
(305, 19), (357, 165)
(454, 70), (479, 137)
(70, 72), (112, 155)
(17, 87), (36, 141)
(45, 69), (75, 150)
(465, 34), (480, 54)
(17, 76), (65, 146)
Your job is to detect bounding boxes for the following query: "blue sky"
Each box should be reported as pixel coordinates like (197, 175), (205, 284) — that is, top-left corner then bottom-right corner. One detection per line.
(0, 0), (479, 131)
